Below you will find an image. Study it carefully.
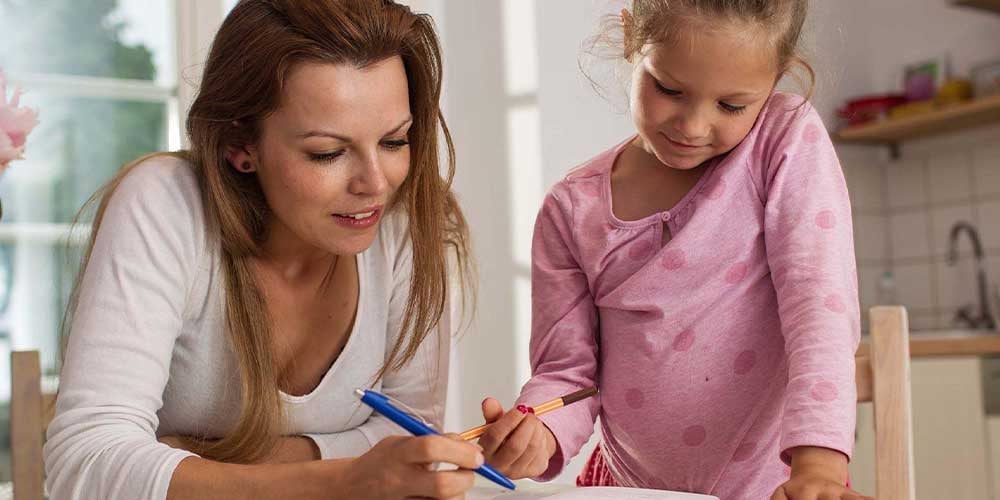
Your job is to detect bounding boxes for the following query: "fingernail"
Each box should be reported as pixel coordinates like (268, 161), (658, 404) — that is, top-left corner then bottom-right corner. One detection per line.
(516, 404), (535, 414)
(476, 452), (485, 467)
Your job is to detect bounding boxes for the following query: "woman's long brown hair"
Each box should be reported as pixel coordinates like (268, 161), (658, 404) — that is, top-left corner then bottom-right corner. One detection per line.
(63, 0), (471, 463)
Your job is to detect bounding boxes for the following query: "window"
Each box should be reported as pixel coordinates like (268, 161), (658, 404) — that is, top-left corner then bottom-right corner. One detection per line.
(0, 0), (226, 481)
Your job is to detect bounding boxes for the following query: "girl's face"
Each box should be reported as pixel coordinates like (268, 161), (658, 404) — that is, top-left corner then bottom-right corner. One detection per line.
(230, 57), (412, 257)
(628, 24), (780, 170)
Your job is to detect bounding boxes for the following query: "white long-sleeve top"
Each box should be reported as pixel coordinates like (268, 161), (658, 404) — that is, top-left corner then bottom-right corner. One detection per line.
(43, 155), (452, 500)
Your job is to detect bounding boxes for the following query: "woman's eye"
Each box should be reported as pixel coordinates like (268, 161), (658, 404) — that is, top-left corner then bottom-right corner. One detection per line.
(381, 138), (410, 151)
(308, 150), (345, 163)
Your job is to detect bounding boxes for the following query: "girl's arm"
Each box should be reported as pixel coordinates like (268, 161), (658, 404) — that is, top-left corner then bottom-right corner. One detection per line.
(758, 97), (865, 497)
(505, 188), (602, 480)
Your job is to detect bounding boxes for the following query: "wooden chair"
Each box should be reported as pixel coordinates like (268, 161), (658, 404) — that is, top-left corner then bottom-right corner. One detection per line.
(855, 306), (915, 500)
(10, 350), (56, 500)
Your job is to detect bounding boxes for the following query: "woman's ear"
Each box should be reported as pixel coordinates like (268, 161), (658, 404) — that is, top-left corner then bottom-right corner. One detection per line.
(621, 8), (637, 63)
(224, 144), (257, 173)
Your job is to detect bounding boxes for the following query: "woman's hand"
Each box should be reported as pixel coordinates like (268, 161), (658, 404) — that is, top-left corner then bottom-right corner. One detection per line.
(477, 397), (557, 479)
(771, 447), (874, 500)
(341, 434), (482, 500)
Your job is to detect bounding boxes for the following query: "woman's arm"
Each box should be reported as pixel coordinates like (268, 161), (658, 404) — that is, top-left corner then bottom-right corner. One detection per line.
(166, 435), (483, 500)
(159, 436), (320, 464)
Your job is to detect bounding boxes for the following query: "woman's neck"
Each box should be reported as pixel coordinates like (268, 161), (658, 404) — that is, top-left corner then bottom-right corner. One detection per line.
(256, 218), (338, 284)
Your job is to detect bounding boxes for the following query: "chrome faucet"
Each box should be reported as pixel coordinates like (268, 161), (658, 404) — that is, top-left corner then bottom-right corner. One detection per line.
(947, 221), (996, 330)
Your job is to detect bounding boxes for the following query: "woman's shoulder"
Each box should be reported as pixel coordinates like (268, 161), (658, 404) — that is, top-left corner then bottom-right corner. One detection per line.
(103, 152), (211, 254)
(114, 153), (204, 218)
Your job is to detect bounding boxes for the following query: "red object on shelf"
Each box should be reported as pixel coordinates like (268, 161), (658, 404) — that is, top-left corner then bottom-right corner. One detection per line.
(837, 94), (907, 126)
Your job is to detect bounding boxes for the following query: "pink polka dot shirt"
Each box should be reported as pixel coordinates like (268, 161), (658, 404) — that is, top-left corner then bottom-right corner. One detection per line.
(516, 93), (861, 499)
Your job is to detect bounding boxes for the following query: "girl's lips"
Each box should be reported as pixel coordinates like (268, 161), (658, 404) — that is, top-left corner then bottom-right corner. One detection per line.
(665, 135), (705, 149)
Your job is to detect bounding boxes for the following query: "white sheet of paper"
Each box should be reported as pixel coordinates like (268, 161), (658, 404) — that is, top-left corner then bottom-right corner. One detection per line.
(467, 485), (719, 500)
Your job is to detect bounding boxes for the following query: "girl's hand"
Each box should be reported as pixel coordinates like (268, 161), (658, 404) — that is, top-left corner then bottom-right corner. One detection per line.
(477, 397), (557, 479)
(771, 447), (874, 500)
(771, 470), (873, 500)
(343, 434), (482, 500)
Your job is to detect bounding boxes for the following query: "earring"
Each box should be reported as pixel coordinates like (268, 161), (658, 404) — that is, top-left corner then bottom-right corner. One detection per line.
(240, 162), (253, 172)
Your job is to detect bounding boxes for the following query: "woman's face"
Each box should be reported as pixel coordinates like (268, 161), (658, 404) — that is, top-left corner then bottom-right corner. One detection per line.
(231, 57), (412, 257)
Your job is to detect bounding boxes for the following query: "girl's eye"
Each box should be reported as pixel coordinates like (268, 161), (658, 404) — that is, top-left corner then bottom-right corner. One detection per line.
(654, 81), (682, 97)
(381, 138), (410, 151)
(719, 102), (748, 115)
(308, 150), (345, 163)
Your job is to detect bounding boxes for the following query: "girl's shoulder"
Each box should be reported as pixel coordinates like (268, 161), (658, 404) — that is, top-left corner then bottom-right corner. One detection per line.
(751, 91), (826, 148)
(548, 136), (632, 210)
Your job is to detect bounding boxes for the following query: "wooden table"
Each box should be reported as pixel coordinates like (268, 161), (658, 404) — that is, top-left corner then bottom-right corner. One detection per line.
(857, 329), (1000, 358)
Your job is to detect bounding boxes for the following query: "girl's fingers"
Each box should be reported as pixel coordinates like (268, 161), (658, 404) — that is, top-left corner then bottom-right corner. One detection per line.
(479, 408), (527, 457)
(490, 415), (541, 471)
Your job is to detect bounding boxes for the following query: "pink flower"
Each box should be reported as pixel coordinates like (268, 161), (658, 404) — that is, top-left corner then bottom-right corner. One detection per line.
(0, 69), (40, 170)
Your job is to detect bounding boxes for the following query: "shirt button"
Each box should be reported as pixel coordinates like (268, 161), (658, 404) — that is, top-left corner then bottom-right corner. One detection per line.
(661, 212), (671, 221)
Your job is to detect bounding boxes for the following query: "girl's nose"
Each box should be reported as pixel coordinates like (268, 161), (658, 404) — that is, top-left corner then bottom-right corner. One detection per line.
(674, 108), (711, 142)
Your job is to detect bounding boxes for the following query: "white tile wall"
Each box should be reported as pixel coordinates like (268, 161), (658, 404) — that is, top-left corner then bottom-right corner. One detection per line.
(977, 200), (1000, 251)
(887, 159), (927, 209)
(847, 161), (886, 212)
(927, 153), (973, 204)
(854, 215), (888, 262)
(893, 262), (935, 311)
(889, 211), (931, 260)
(973, 145), (1000, 198)
(843, 128), (999, 331)
(857, 264), (884, 313)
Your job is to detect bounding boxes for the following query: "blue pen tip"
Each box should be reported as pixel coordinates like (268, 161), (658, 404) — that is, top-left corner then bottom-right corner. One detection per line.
(354, 388), (365, 398)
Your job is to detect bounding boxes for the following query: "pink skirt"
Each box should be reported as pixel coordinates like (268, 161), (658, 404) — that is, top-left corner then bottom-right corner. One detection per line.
(575, 442), (851, 491)
(576, 443), (620, 487)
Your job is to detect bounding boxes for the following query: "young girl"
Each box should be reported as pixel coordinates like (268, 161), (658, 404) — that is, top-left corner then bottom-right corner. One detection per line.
(478, 1), (869, 499)
(44, 1), (481, 499)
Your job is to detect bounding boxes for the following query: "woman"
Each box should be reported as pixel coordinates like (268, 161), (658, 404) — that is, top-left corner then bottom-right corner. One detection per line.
(43, 1), (479, 499)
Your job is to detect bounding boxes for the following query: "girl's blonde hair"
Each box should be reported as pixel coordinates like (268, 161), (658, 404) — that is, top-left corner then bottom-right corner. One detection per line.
(65, 0), (471, 464)
(589, 0), (815, 100)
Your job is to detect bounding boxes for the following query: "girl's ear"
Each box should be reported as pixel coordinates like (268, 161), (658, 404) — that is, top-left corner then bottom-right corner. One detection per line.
(621, 8), (637, 63)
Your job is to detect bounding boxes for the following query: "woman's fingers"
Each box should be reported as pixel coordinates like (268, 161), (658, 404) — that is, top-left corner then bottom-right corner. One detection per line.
(403, 435), (484, 470)
(408, 469), (475, 499)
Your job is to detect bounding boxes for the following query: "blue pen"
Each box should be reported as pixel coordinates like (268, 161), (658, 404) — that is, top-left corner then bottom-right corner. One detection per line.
(354, 388), (516, 490)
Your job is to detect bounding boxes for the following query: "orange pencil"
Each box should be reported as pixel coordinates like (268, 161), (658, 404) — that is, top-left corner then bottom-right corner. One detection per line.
(459, 387), (598, 441)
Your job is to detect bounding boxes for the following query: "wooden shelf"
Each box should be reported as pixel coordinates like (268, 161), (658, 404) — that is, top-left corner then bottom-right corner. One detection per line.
(857, 330), (1000, 358)
(833, 94), (1000, 147)
(953, 0), (1000, 14)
